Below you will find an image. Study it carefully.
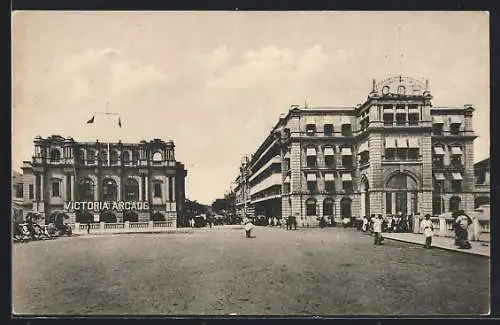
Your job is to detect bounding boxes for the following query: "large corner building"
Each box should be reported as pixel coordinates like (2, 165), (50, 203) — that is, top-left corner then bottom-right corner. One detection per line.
(232, 76), (478, 227)
(21, 136), (187, 227)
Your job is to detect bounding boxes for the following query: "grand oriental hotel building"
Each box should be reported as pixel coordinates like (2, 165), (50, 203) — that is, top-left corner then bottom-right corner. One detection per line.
(21, 137), (187, 227)
(232, 76), (477, 227)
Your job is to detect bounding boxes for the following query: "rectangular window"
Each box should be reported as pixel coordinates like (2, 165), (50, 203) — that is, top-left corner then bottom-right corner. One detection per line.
(168, 177), (173, 202)
(396, 113), (406, 126)
(15, 185), (23, 198)
(154, 182), (162, 198)
(433, 156), (444, 167)
(306, 156), (317, 168)
(341, 124), (352, 136)
(452, 181), (462, 193)
(306, 124), (316, 135)
(408, 113), (419, 126)
(360, 151), (369, 165)
(383, 113), (394, 126)
(325, 156), (335, 168)
(343, 181), (353, 194)
(324, 124), (333, 136)
(396, 148), (407, 161)
(386, 192), (392, 214)
(342, 156), (353, 168)
(307, 181), (317, 193)
(451, 155), (462, 167)
(325, 181), (335, 193)
(434, 180), (444, 193)
(450, 124), (460, 135)
(408, 148), (419, 160)
(433, 196), (443, 215)
(385, 148), (396, 161)
(52, 181), (60, 197)
(29, 184), (34, 199)
(433, 124), (443, 135)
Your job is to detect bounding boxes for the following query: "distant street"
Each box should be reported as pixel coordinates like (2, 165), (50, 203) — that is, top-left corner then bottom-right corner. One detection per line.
(13, 227), (489, 316)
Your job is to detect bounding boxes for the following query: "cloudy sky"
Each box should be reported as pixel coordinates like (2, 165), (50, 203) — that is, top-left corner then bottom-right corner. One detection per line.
(12, 11), (489, 205)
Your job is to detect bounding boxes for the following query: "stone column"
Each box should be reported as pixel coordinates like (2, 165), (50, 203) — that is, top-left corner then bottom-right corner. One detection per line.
(34, 173), (38, 201)
(139, 176), (143, 201)
(439, 217), (446, 237)
(171, 176), (176, 202)
(40, 174), (44, 200)
(70, 175), (75, 201)
(144, 175), (149, 201)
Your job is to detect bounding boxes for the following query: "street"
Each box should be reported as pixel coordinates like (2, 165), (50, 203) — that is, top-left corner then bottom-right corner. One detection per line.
(12, 227), (489, 315)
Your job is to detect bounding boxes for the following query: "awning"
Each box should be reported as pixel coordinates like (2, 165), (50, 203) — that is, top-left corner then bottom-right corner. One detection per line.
(342, 173), (352, 181)
(307, 173), (317, 182)
(358, 142), (369, 152)
(408, 138), (419, 148)
(396, 138), (408, 148)
(324, 147), (334, 156)
(434, 173), (445, 181)
(306, 148), (317, 156)
(450, 116), (462, 124)
(284, 175), (290, 183)
(324, 173), (335, 181)
(432, 116), (444, 124)
(284, 152), (290, 159)
(433, 147), (445, 155)
(341, 147), (352, 156)
(451, 147), (463, 155)
(452, 172), (463, 180)
(341, 116), (351, 125)
(408, 106), (419, 113)
(385, 137), (397, 148)
(396, 106), (406, 113)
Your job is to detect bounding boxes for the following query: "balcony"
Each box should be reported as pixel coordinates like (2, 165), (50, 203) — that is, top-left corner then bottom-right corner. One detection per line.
(250, 173), (282, 196)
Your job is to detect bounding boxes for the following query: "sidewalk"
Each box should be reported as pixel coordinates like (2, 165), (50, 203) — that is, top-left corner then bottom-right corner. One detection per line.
(73, 225), (243, 236)
(383, 232), (490, 258)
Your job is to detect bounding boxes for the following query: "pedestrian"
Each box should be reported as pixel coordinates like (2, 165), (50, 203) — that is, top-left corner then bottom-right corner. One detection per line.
(373, 214), (384, 245)
(369, 214), (376, 235)
(454, 211), (472, 249)
(86, 221), (91, 234)
(293, 216), (297, 230)
(362, 216), (368, 232)
(420, 214), (434, 248)
(244, 216), (254, 238)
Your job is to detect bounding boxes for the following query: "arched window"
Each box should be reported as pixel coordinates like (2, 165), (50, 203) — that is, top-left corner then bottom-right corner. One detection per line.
(110, 150), (119, 165)
(123, 210), (139, 222)
(50, 148), (61, 162)
(102, 178), (118, 201)
(152, 151), (163, 162)
(150, 212), (166, 222)
(78, 149), (86, 163)
(385, 173), (419, 215)
(306, 198), (317, 216)
(124, 178), (139, 201)
(79, 178), (94, 201)
(132, 150), (139, 162)
(122, 151), (130, 163)
(323, 198), (334, 216)
(100, 210), (117, 223)
(100, 150), (108, 165)
(449, 196), (461, 213)
(475, 196), (490, 209)
(341, 197), (352, 219)
(386, 173), (418, 190)
(87, 150), (95, 163)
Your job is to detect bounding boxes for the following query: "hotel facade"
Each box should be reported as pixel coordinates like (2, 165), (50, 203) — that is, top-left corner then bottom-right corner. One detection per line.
(21, 136), (187, 227)
(232, 76), (477, 227)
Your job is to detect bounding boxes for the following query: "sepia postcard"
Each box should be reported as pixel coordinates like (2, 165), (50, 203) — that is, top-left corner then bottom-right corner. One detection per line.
(11, 11), (490, 316)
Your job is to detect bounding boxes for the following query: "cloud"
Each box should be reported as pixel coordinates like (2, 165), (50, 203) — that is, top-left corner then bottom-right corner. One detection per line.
(39, 47), (171, 110)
